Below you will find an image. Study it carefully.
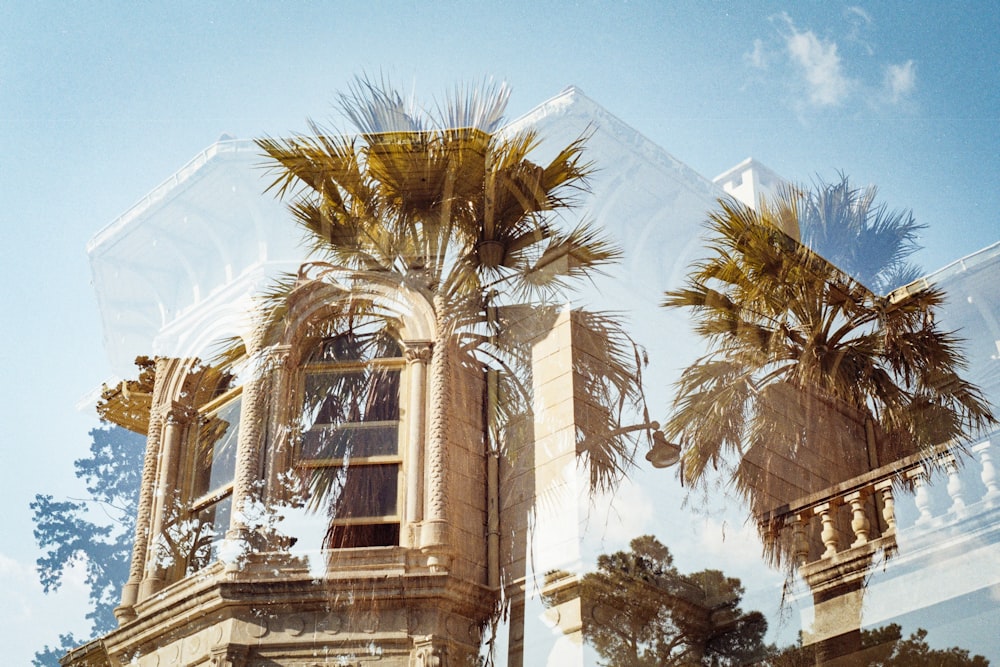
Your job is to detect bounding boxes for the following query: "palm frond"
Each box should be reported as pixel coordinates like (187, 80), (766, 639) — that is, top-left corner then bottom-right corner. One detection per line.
(338, 73), (425, 135)
(252, 76), (645, 508)
(436, 79), (510, 134)
(663, 181), (996, 570)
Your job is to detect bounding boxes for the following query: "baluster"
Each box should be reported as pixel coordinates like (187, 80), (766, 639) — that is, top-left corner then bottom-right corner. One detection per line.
(875, 480), (896, 536)
(908, 468), (933, 526)
(844, 490), (871, 547)
(972, 440), (999, 501)
(814, 502), (839, 558)
(761, 520), (779, 556)
(944, 454), (967, 513)
(792, 512), (810, 566)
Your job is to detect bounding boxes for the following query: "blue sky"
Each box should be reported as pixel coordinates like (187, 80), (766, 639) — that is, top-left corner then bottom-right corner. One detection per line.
(2, 1), (999, 661)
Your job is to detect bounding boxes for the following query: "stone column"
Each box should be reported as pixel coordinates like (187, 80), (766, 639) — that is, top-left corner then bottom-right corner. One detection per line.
(139, 403), (193, 598)
(262, 345), (294, 531)
(403, 341), (431, 547)
(226, 326), (271, 556)
(421, 297), (450, 563)
(115, 402), (165, 623)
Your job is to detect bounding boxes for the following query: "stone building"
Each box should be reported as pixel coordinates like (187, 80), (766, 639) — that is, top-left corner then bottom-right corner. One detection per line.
(63, 87), (1000, 666)
(66, 88), (725, 666)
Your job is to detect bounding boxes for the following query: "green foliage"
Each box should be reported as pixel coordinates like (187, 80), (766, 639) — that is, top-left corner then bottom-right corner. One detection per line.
(769, 624), (990, 666)
(30, 425), (145, 665)
(662, 183), (995, 564)
(571, 535), (770, 666)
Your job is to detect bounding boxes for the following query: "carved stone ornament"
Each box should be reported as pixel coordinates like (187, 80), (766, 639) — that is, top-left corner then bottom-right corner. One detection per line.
(208, 644), (249, 667)
(404, 341), (433, 364)
(414, 645), (446, 667)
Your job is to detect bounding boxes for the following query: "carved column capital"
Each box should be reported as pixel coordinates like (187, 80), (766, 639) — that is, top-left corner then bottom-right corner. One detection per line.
(164, 401), (196, 425)
(267, 343), (294, 368)
(404, 340), (433, 364)
(209, 644), (249, 667)
(413, 644), (447, 667)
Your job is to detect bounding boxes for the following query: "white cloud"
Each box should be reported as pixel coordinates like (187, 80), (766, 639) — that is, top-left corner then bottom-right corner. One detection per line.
(844, 6), (875, 56)
(0, 551), (26, 576)
(845, 6), (873, 25)
(785, 27), (851, 107)
(758, 11), (918, 114)
(584, 476), (655, 544)
(745, 38), (769, 70)
(885, 60), (917, 103)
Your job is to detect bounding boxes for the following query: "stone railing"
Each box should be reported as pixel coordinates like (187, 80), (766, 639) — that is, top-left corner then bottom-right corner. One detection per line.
(760, 437), (1000, 569)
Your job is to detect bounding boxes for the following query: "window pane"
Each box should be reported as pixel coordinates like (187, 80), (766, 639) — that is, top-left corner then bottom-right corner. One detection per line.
(310, 329), (403, 362)
(301, 423), (399, 460)
(302, 369), (400, 459)
(185, 493), (231, 575)
(326, 523), (399, 549)
(305, 463), (399, 520)
(193, 395), (241, 499)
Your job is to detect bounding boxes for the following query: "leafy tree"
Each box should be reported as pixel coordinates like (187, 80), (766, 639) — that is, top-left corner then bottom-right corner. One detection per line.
(30, 425), (145, 666)
(769, 624), (990, 666)
(662, 183), (995, 558)
(569, 535), (770, 666)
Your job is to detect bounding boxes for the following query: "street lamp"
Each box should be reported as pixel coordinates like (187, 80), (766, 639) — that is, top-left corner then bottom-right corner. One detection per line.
(645, 429), (681, 469)
(579, 420), (681, 469)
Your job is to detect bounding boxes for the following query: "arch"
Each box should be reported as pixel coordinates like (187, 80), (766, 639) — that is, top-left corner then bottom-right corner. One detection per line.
(256, 269), (438, 555)
(271, 269), (437, 361)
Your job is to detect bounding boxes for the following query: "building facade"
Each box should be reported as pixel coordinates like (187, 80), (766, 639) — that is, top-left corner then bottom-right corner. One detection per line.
(66, 88), (1000, 666)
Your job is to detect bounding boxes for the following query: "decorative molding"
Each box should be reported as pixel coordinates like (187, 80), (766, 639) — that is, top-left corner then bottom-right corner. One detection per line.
(209, 644), (249, 667)
(404, 340), (433, 364)
(164, 401), (197, 425)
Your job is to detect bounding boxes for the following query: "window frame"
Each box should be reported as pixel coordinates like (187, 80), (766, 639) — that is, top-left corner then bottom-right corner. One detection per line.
(182, 385), (243, 572)
(295, 340), (408, 546)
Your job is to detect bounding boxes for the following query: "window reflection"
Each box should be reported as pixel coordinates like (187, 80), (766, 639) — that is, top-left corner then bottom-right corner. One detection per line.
(296, 330), (404, 550)
(182, 392), (240, 574)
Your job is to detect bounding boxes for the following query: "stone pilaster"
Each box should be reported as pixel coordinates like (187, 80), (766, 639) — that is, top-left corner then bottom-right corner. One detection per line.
(421, 296), (451, 564)
(115, 402), (164, 622)
(115, 357), (179, 622)
(262, 344), (294, 529)
(403, 340), (432, 547)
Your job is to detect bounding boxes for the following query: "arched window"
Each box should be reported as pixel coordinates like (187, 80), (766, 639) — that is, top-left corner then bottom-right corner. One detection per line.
(297, 327), (405, 549)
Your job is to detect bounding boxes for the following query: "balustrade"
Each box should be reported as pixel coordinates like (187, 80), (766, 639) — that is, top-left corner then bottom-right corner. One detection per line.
(761, 437), (998, 568)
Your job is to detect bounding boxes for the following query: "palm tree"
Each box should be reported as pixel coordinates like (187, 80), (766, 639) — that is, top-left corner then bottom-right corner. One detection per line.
(662, 183), (995, 665)
(662, 183), (995, 553)
(794, 174), (926, 294)
(242, 77), (647, 544)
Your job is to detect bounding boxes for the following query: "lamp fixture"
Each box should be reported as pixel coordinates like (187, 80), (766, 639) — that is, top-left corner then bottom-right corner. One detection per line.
(645, 430), (682, 469)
